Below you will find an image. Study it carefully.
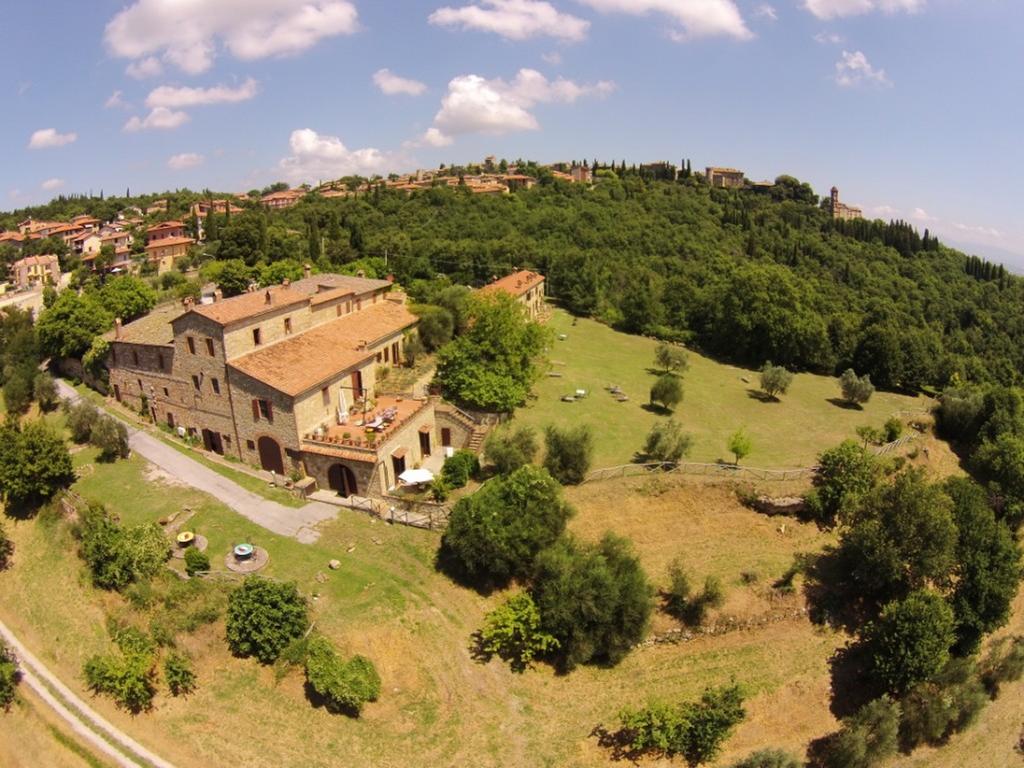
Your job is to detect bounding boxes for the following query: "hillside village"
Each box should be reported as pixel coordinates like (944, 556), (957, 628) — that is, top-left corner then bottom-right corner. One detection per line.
(0, 160), (1021, 768)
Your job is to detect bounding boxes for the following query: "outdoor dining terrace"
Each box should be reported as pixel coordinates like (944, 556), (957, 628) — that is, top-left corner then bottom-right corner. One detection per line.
(302, 394), (430, 453)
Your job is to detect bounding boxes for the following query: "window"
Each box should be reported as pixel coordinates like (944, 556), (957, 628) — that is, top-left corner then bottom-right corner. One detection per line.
(205, 338), (215, 356)
(246, 439), (255, 450)
(137, 379), (143, 391)
(211, 378), (220, 395)
(163, 387), (169, 397)
(321, 387), (329, 407)
(355, 299), (361, 311)
(192, 375), (201, 391)
(336, 304), (342, 317)
(158, 352), (166, 370)
(376, 352), (383, 363)
(252, 398), (272, 422)
(284, 317), (292, 334)
(383, 347), (390, 363)
(187, 336), (196, 354)
(132, 350), (139, 366)
(252, 327), (262, 346)
(223, 435), (231, 446)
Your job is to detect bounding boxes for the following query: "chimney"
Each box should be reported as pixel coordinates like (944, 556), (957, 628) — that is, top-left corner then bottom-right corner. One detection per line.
(264, 289), (272, 305)
(114, 318), (123, 340)
(303, 263), (312, 279)
(213, 288), (222, 302)
(183, 297), (194, 311)
(282, 278), (290, 287)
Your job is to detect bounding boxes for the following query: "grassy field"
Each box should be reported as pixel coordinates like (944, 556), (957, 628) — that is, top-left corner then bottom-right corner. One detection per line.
(515, 310), (928, 468)
(0, 689), (109, 768)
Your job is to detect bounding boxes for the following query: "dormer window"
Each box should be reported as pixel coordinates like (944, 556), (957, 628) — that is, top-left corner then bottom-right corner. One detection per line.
(253, 327), (262, 346)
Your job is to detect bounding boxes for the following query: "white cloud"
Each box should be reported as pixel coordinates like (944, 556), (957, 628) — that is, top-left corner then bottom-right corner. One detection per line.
(28, 128), (77, 149)
(575, 0), (752, 41)
(803, 0), (923, 20)
(953, 222), (1002, 239)
(406, 127), (457, 149)
(105, 90), (128, 109)
(124, 107), (190, 132)
(542, 51), (562, 65)
(871, 204), (900, 218)
(814, 31), (842, 44)
(430, 68), (614, 141)
(168, 152), (204, 170)
(126, 56), (163, 79)
(835, 50), (891, 87)
(911, 207), (936, 222)
(429, 0), (590, 41)
(146, 78), (259, 108)
(754, 4), (777, 21)
(105, 0), (359, 75)
(41, 178), (66, 191)
(278, 129), (402, 184)
(372, 69), (427, 96)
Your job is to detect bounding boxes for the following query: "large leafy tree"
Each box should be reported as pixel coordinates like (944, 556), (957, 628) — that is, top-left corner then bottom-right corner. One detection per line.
(0, 420), (75, 510)
(865, 591), (955, 694)
(435, 293), (549, 412)
(98, 276), (156, 322)
(36, 291), (113, 359)
(226, 577), (308, 664)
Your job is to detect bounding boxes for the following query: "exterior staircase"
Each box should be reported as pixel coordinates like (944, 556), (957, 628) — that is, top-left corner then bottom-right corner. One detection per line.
(466, 425), (489, 454)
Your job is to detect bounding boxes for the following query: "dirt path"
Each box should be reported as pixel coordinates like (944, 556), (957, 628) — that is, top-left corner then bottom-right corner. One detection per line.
(0, 618), (175, 768)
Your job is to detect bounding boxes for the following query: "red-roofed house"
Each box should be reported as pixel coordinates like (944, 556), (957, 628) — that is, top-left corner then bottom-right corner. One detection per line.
(10, 254), (60, 289)
(479, 270), (546, 319)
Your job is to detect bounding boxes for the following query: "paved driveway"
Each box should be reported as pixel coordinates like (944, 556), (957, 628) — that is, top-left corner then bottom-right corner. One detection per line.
(57, 380), (336, 542)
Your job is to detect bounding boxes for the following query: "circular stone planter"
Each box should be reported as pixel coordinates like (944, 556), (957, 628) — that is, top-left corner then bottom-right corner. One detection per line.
(170, 533), (208, 559)
(225, 546), (270, 573)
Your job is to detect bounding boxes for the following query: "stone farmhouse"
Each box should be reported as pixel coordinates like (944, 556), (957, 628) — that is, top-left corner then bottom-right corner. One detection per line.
(106, 272), (477, 498)
(479, 270), (546, 319)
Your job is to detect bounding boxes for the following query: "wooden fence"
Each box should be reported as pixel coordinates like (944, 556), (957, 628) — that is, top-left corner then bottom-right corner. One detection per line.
(380, 496), (452, 530)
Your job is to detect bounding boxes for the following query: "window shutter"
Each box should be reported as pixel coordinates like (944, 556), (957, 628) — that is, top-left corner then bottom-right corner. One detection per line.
(266, 401), (273, 423)
(251, 399), (259, 421)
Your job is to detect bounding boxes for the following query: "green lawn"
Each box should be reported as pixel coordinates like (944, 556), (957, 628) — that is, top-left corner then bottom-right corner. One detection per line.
(515, 310), (928, 468)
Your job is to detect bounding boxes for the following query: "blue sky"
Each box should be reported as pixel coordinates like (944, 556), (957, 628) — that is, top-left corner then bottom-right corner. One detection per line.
(3, 0), (1023, 264)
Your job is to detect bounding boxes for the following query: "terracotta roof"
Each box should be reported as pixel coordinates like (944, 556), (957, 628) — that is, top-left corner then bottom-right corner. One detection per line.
(12, 254), (58, 268)
(228, 301), (418, 396)
(187, 286), (309, 327)
(105, 302), (182, 346)
(299, 443), (377, 463)
(290, 273), (392, 297)
(0, 232), (26, 243)
(479, 270), (545, 298)
(147, 221), (184, 232)
(145, 236), (194, 249)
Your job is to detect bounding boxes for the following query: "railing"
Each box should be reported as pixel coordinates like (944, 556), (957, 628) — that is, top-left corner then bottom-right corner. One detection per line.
(380, 495), (452, 530)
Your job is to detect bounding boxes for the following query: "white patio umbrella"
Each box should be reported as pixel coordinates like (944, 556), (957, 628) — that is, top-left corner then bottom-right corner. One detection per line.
(398, 468), (434, 485)
(336, 386), (348, 425)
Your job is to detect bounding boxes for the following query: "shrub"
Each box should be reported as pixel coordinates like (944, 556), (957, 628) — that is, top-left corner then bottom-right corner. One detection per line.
(184, 546), (210, 577)
(0, 521), (12, 571)
(429, 477), (451, 502)
(304, 636), (381, 716)
(839, 369), (875, 406)
(617, 684), (745, 764)
(163, 653), (197, 696)
(484, 425), (538, 475)
(533, 533), (652, 670)
(899, 659), (987, 750)
(820, 696), (900, 768)
(67, 401), (100, 444)
(729, 748), (800, 768)
(479, 592), (559, 672)
(727, 428), (752, 465)
(543, 424), (593, 485)
(84, 630), (158, 714)
(33, 372), (59, 412)
(439, 466), (573, 589)
(883, 417), (903, 442)
(440, 449), (479, 489)
(76, 503), (170, 591)
(649, 373), (683, 411)
(979, 635), (1024, 697)
(663, 558), (692, 619)
(90, 415), (130, 461)
(758, 363), (794, 399)
(654, 343), (689, 374)
(642, 420), (693, 464)
(805, 440), (879, 526)
(855, 425), (884, 446)
(226, 577), (308, 664)
(0, 641), (19, 710)
(664, 562), (725, 626)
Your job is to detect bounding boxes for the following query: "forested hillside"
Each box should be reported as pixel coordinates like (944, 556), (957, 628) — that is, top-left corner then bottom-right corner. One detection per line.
(4, 171), (1022, 390)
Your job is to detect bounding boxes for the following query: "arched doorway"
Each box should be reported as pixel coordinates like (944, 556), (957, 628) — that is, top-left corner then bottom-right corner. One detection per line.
(257, 436), (284, 475)
(327, 463), (358, 497)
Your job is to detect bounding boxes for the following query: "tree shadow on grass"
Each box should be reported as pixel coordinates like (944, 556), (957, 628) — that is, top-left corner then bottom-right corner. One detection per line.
(433, 541), (505, 596)
(590, 724), (645, 763)
(826, 397), (863, 411)
(640, 403), (674, 416)
(827, 642), (885, 719)
(800, 547), (876, 634)
(303, 681), (361, 718)
(746, 389), (780, 403)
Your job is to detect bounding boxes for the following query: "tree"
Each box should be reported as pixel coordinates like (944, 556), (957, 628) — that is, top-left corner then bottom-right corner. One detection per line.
(945, 477), (1022, 654)
(727, 428), (752, 465)
(478, 592), (559, 672)
(76, 503), (170, 590)
(654, 343), (689, 374)
(728, 749), (800, 768)
(36, 291), (113, 360)
(649, 373), (683, 411)
(164, 653), (197, 696)
(543, 424), (594, 485)
(83, 627), (158, 714)
(758, 363), (793, 399)
(211, 259), (253, 297)
(413, 305), (454, 350)
(642, 419), (693, 464)
(439, 465), (573, 589)
(304, 636), (380, 716)
(821, 696), (901, 768)
(33, 372), (58, 412)
(839, 369), (875, 406)
(617, 684), (746, 764)
(184, 546), (211, 577)
(435, 293), (549, 412)
(67, 401), (100, 443)
(484, 425), (538, 475)
(805, 440), (879, 526)
(0, 641), (18, 710)
(90, 415), (130, 461)
(899, 658), (987, 750)
(99, 276), (157, 322)
(865, 591), (955, 694)
(226, 577), (308, 664)
(440, 449), (479, 488)
(402, 332), (425, 366)
(533, 533), (652, 670)
(0, 420), (75, 510)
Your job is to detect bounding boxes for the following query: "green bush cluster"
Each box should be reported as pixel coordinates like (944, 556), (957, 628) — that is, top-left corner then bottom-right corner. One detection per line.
(440, 449), (479, 489)
(543, 424), (594, 485)
(225, 577), (308, 664)
(479, 592), (559, 672)
(0, 641), (19, 710)
(304, 636), (380, 716)
(183, 546), (210, 577)
(75, 502), (170, 591)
